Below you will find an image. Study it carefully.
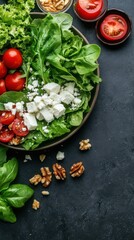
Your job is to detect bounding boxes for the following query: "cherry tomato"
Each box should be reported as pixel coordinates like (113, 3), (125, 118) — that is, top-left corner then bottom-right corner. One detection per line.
(0, 79), (6, 95)
(75, 0), (103, 20)
(12, 118), (29, 137)
(0, 61), (7, 78)
(0, 111), (15, 125)
(100, 14), (128, 41)
(0, 127), (14, 143)
(5, 71), (26, 91)
(3, 48), (23, 69)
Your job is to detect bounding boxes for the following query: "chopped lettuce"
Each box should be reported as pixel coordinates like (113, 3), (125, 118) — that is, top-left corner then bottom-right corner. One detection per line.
(0, 0), (34, 51)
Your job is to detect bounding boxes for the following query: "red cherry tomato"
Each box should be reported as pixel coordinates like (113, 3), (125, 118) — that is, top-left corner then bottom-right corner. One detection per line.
(0, 127), (14, 143)
(3, 48), (23, 69)
(75, 0), (103, 20)
(100, 14), (128, 41)
(12, 118), (29, 137)
(5, 71), (26, 91)
(0, 111), (15, 125)
(0, 61), (7, 78)
(0, 79), (6, 95)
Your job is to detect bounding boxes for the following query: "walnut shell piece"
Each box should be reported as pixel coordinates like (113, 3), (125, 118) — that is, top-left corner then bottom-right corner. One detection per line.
(40, 167), (52, 187)
(70, 162), (85, 178)
(52, 163), (66, 180)
(79, 139), (92, 151)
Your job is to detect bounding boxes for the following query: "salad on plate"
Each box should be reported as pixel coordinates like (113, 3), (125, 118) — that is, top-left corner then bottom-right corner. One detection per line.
(0, 0), (101, 150)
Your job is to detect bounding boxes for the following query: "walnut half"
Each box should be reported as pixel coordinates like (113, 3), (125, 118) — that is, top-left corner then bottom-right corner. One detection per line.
(40, 167), (52, 187)
(53, 163), (66, 180)
(70, 162), (85, 178)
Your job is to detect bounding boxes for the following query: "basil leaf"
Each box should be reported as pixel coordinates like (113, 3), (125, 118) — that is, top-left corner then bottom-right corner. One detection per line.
(0, 158), (18, 192)
(2, 184), (34, 208)
(0, 146), (8, 167)
(0, 198), (16, 223)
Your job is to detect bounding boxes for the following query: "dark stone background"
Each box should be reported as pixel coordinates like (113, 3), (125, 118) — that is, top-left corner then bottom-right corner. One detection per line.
(0, 0), (134, 239)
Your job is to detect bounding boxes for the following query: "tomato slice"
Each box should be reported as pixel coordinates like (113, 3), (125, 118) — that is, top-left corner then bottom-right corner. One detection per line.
(75, 0), (103, 20)
(0, 128), (14, 143)
(12, 118), (29, 137)
(0, 111), (15, 125)
(100, 14), (128, 41)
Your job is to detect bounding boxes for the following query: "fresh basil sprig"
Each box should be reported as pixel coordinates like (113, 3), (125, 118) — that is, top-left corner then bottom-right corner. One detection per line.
(0, 147), (34, 223)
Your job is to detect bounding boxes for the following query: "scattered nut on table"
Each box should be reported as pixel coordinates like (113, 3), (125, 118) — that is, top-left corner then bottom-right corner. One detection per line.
(39, 154), (46, 162)
(40, 167), (52, 187)
(29, 174), (42, 185)
(70, 162), (85, 177)
(39, 0), (70, 12)
(79, 139), (92, 151)
(32, 199), (40, 210)
(42, 190), (50, 196)
(53, 163), (66, 180)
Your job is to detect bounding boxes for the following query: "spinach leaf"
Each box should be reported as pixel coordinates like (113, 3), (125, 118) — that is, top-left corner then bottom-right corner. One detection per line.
(0, 91), (27, 103)
(2, 184), (34, 208)
(0, 198), (16, 223)
(0, 158), (18, 192)
(0, 146), (8, 167)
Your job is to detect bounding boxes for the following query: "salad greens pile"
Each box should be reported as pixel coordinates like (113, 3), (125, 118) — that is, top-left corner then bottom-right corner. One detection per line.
(0, 0), (101, 150)
(0, 0), (34, 50)
(0, 146), (34, 223)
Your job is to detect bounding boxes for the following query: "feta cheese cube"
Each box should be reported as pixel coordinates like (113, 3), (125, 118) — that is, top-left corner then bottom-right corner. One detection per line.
(34, 96), (42, 104)
(16, 102), (24, 112)
(37, 101), (45, 110)
(73, 97), (81, 105)
(56, 151), (65, 161)
(23, 113), (37, 131)
(4, 102), (15, 111)
(36, 112), (44, 121)
(26, 102), (38, 113)
(64, 82), (75, 94)
(43, 82), (60, 94)
(50, 93), (61, 105)
(40, 107), (54, 123)
(53, 104), (65, 118)
(60, 91), (74, 105)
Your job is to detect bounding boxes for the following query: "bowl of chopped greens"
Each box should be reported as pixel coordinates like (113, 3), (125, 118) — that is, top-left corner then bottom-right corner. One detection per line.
(0, 9), (101, 151)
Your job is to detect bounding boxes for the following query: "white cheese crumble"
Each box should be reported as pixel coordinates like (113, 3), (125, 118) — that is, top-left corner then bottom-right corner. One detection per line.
(56, 151), (65, 161)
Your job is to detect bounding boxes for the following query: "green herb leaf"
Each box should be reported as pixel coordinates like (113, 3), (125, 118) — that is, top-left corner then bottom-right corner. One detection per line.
(0, 158), (18, 192)
(0, 91), (27, 103)
(0, 146), (8, 167)
(0, 198), (16, 223)
(2, 184), (34, 208)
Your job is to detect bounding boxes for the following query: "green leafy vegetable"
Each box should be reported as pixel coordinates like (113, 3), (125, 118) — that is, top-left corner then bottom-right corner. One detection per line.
(0, 147), (34, 223)
(0, 146), (8, 167)
(0, 0), (34, 51)
(0, 91), (27, 103)
(2, 184), (34, 208)
(0, 198), (16, 223)
(0, 158), (18, 192)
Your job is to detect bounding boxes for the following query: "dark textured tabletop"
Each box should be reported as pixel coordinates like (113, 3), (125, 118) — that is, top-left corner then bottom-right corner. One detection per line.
(0, 0), (134, 239)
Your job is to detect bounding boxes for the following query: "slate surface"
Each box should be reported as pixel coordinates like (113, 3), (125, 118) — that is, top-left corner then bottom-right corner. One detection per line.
(0, 0), (134, 239)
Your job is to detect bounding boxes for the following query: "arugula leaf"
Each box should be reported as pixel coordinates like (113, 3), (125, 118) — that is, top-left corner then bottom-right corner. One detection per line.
(2, 184), (34, 208)
(0, 146), (8, 167)
(0, 158), (18, 192)
(0, 198), (16, 223)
